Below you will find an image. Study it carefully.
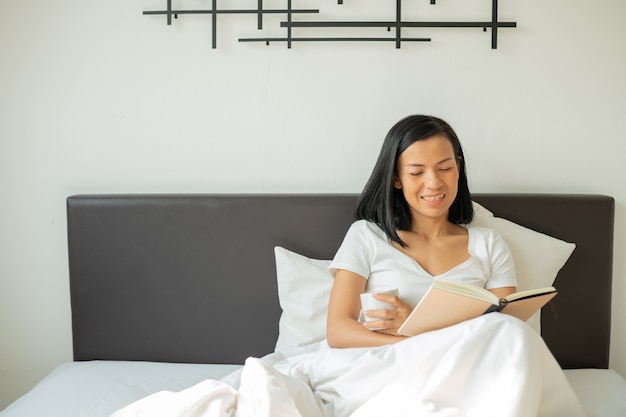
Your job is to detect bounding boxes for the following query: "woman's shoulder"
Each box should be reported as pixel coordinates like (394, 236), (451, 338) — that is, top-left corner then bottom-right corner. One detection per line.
(342, 220), (389, 243)
(349, 219), (387, 235)
(466, 225), (510, 251)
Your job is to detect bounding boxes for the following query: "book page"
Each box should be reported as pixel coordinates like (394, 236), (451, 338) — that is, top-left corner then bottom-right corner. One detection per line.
(432, 279), (499, 304)
(398, 286), (495, 337)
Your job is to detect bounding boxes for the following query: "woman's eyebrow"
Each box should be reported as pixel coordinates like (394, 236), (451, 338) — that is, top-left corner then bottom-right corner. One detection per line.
(404, 157), (453, 167)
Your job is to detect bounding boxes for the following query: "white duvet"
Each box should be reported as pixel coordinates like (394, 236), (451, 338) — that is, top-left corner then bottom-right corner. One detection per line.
(112, 314), (587, 417)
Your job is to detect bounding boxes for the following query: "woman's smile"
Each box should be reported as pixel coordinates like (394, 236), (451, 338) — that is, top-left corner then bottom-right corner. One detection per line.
(421, 193), (446, 203)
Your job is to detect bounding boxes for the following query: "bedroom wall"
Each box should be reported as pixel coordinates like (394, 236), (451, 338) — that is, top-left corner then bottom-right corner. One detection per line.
(1, 0), (625, 409)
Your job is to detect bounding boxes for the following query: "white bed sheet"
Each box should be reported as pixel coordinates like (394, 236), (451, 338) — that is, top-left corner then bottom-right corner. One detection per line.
(2, 361), (625, 417)
(0, 361), (242, 417)
(564, 369), (626, 417)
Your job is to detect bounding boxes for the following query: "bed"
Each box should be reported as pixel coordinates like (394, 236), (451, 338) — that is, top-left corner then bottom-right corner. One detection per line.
(1, 193), (625, 417)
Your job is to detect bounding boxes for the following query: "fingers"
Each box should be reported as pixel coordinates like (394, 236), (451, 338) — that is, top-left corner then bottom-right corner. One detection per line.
(362, 318), (393, 330)
(362, 317), (400, 336)
(372, 292), (399, 305)
(363, 308), (396, 319)
(362, 293), (413, 335)
(362, 309), (398, 332)
(370, 294), (411, 316)
(372, 293), (411, 313)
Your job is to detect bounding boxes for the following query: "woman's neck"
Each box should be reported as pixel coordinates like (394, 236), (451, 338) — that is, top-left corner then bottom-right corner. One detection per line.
(407, 217), (462, 241)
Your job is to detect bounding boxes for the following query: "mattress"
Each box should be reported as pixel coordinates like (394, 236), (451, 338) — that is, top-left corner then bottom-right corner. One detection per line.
(1, 361), (625, 417)
(564, 369), (626, 417)
(0, 361), (241, 417)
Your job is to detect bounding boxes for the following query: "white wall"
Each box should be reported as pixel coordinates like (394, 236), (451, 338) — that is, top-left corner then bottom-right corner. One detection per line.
(1, 0), (625, 409)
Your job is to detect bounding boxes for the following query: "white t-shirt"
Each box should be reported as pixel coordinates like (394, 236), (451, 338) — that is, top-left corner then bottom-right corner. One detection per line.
(329, 220), (517, 308)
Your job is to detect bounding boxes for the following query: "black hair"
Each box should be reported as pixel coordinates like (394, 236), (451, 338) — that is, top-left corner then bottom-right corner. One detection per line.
(356, 115), (473, 246)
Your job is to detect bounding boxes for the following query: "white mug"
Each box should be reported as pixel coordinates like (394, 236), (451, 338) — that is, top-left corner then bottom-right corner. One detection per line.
(360, 288), (399, 329)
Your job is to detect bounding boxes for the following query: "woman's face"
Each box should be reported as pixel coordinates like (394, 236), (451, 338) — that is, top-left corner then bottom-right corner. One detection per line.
(393, 135), (460, 223)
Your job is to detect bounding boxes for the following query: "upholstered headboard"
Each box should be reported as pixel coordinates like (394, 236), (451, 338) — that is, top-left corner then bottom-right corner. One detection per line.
(66, 194), (614, 369)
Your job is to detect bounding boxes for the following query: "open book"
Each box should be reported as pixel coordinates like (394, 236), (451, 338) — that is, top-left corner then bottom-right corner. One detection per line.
(397, 279), (557, 337)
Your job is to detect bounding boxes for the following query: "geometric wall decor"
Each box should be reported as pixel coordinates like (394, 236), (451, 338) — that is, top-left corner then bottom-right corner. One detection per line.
(143, 0), (516, 50)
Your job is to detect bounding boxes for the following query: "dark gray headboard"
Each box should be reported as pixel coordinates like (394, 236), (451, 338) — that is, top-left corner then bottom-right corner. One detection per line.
(66, 194), (614, 369)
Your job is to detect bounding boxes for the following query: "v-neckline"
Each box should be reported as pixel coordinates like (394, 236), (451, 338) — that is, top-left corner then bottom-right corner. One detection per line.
(391, 227), (473, 278)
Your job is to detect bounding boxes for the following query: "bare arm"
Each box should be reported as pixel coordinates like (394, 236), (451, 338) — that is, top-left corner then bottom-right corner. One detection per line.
(326, 269), (411, 348)
(488, 286), (517, 299)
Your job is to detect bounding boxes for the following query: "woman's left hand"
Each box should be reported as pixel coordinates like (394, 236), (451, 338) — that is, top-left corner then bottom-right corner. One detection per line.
(362, 293), (413, 336)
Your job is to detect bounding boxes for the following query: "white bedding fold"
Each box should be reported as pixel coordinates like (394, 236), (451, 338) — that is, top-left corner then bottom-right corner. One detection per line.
(110, 379), (237, 417)
(110, 358), (325, 417)
(112, 314), (587, 417)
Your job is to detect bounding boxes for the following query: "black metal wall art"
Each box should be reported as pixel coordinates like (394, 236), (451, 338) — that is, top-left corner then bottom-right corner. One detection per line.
(143, 0), (516, 50)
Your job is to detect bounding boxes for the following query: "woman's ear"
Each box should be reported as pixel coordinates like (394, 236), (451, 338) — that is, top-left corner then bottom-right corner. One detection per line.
(393, 176), (402, 189)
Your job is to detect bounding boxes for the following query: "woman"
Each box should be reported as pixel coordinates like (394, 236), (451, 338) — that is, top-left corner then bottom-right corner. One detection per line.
(274, 115), (587, 417)
(327, 114), (517, 348)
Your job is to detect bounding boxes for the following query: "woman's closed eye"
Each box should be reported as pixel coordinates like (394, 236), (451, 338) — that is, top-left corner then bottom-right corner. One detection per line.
(409, 167), (452, 176)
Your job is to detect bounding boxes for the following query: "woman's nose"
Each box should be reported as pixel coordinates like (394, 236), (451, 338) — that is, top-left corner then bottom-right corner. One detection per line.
(425, 170), (443, 187)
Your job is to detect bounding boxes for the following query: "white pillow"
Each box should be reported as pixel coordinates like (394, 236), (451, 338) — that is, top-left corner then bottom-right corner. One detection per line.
(470, 202), (576, 332)
(470, 201), (575, 291)
(273, 203), (576, 349)
(274, 246), (332, 353)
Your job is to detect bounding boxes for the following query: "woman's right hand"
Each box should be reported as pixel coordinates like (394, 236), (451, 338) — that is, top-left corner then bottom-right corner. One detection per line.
(361, 293), (413, 336)
(326, 269), (408, 348)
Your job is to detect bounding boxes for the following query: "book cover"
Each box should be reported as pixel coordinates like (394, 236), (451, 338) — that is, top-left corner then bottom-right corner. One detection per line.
(397, 279), (557, 337)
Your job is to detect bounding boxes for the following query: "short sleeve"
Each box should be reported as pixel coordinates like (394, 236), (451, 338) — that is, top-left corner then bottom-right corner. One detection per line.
(329, 220), (377, 280)
(484, 229), (518, 290)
